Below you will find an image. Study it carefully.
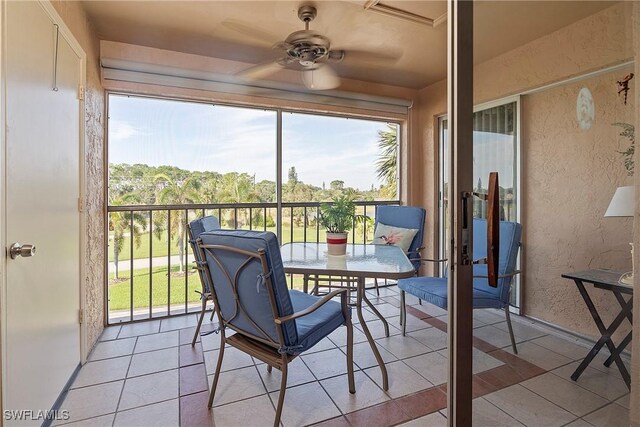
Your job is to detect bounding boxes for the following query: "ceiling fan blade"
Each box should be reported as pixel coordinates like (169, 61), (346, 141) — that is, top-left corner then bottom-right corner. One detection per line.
(302, 64), (340, 90)
(221, 20), (281, 46)
(340, 49), (403, 64)
(238, 61), (285, 80)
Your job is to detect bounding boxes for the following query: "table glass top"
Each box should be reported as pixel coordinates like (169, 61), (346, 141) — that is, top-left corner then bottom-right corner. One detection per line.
(280, 243), (415, 278)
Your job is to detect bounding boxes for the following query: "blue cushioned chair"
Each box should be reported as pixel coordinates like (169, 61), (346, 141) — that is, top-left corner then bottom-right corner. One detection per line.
(398, 219), (522, 354)
(194, 229), (355, 426)
(372, 205), (426, 294)
(188, 216), (221, 346)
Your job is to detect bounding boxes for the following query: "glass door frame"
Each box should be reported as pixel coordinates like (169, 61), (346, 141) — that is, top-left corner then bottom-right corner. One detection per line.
(437, 95), (523, 313)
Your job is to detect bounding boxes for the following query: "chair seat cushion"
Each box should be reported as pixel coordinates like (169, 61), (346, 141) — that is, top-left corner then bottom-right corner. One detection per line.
(288, 290), (347, 354)
(397, 277), (504, 310)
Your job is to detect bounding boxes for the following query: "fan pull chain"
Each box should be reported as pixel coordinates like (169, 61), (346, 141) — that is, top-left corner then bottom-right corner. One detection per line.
(52, 24), (59, 92)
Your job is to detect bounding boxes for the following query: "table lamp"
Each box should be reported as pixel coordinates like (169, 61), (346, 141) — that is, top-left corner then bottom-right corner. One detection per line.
(604, 185), (635, 285)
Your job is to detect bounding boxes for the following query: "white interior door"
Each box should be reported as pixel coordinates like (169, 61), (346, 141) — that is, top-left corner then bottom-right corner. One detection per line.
(3, 1), (83, 421)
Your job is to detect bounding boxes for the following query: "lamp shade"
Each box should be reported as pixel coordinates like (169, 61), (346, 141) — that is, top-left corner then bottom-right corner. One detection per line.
(604, 186), (635, 217)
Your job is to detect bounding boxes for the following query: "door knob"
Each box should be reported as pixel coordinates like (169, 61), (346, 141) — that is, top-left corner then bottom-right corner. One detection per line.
(9, 243), (36, 259)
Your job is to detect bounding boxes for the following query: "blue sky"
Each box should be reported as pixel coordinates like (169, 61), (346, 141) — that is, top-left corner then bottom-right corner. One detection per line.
(108, 94), (393, 190)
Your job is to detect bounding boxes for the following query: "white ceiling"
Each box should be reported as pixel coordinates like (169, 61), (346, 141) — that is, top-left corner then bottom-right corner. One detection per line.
(82, 0), (617, 89)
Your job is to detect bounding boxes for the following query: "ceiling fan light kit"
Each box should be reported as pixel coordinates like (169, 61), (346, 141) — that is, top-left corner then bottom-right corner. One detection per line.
(236, 4), (391, 91)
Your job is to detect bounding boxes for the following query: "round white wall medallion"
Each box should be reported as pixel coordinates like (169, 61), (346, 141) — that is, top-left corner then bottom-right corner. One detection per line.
(576, 87), (594, 130)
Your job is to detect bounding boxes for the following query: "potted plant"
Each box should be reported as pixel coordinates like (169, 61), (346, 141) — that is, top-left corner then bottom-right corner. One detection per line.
(319, 195), (367, 255)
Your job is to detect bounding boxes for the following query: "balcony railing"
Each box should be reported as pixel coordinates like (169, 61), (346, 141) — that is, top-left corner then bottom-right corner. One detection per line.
(106, 200), (398, 324)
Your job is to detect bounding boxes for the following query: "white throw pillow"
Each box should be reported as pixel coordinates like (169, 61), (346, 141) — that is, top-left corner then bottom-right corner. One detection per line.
(372, 222), (419, 253)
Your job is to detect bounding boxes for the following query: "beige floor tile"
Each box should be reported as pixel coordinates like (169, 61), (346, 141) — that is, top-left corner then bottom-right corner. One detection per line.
(530, 335), (591, 360)
(398, 411), (447, 427)
(377, 334), (432, 359)
(320, 371), (389, 414)
(551, 362), (629, 401)
(119, 370), (179, 411)
(257, 358), (316, 392)
(409, 326), (447, 351)
(113, 399), (179, 427)
(200, 332), (224, 351)
(484, 384), (575, 427)
(54, 414), (115, 427)
(211, 394), (276, 427)
(305, 337), (338, 354)
(364, 361), (433, 398)
(437, 348), (504, 375)
(615, 393), (630, 409)
(160, 314), (198, 332)
(472, 349), (504, 374)
(473, 325), (524, 349)
(60, 381), (124, 423)
(118, 320), (161, 338)
(355, 319), (401, 340)
(400, 313), (433, 333)
(72, 356), (131, 389)
(494, 319), (547, 340)
(204, 346), (253, 374)
(127, 347), (179, 378)
(473, 309), (506, 325)
(503, 341), (573, 370)
(134, 331), (179, 353)
(269, 382), (341, 427)
(563, 419), (593, 427)
(345, 341), (397, 370)
(404, 351), (448, 385)
(583, 403), (629, 427)
(328, 325), (368, 347)
(210, 366), (266, 406)
(472, 397), (525, 426)
(301, 348), (350, 380)
(365, 302), (400, 318)
(100, 326), (121, 341)
(521, 372), (609, 417)
(89, 338), (136, 361)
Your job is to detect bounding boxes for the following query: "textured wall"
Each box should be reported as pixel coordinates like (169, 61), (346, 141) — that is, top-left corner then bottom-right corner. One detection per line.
(50, 0), (105, 358)
(630, 2), (639, 425)
(414, 2), (635, 340)
(522, 69), (634, 340)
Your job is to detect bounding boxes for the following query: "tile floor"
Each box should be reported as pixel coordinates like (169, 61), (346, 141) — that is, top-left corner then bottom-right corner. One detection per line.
(56, 285), (631, 427)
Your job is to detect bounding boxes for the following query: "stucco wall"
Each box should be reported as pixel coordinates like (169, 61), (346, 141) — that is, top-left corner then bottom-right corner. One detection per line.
(522, 69), (634, 340)
(50, 0), (105, 358)
(414, 2), (635, 339)
(630, 2), (639, 425)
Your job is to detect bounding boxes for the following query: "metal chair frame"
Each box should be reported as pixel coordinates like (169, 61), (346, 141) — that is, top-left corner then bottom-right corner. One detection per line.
(195, 239), (355, 427)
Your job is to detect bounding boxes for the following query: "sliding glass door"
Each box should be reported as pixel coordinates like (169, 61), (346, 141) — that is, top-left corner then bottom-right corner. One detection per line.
(439, 99), (521, 308)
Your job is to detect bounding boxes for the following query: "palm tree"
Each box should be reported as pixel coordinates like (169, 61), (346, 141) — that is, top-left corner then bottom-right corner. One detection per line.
(217, 173), (259, 228)
(109, 193), (147, 279)
(153, 173), (202, 273)
(376, 124), (398, 199)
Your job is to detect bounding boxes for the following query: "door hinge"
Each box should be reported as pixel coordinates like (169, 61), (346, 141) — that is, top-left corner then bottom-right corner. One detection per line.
(78, 85), (85, 100)
(78, 309), (83, 324)
(78, 197), (83, 213)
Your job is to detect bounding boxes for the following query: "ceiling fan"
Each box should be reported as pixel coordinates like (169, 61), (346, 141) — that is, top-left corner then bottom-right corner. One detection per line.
(235, 5), (398, 90)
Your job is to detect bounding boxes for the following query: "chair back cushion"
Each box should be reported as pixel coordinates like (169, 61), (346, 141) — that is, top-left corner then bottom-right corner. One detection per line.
(375, 205), (426, 271)
(472, 218), (522, 304)
(198, 230), (297, 347)
(188, 216), (220, 294)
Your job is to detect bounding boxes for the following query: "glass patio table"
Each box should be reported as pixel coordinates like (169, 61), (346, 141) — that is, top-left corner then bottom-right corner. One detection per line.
(280, 242), (415, 390)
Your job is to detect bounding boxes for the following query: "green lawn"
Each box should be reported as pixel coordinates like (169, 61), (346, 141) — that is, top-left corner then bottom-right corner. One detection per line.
(109, 225), (374, 262)
(108, 265), (311, 311)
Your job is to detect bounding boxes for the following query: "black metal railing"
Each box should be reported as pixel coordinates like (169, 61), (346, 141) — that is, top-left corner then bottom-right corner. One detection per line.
(106, 200), (398, 324)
